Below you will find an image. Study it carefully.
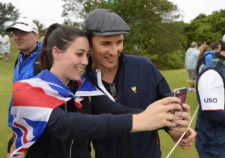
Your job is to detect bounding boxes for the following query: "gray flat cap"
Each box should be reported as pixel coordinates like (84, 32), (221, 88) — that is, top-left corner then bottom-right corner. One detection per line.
(84, 9), (130, 36)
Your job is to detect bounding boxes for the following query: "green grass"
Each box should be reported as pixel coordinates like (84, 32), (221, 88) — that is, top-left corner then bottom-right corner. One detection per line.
(0, 39), (199, 157)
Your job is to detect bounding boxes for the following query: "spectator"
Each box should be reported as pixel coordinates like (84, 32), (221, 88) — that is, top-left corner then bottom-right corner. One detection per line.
(185, 41), (200, 92)
(84, 9), (195, 158)
(6, 18), (42, 153)
(195, 40), (225, 158)
(204, 41), (221, 65)
(198, 41), (207, 52)
(1, 31), (10, 61)
(198, 45), (210, 59)
(195, 44), (210, 75)
(0, 32), (2, 59)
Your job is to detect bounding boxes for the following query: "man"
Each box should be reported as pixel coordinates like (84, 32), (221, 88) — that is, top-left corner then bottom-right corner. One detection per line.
(0, 32), (2, 59)
(203, 41), (221, 65)
(185, 41), (200, 92)
(1, 31), (11, 61)
(195, 40), (225, 158)
(6, 18), (41, 128)
(84, 9), (195, 158)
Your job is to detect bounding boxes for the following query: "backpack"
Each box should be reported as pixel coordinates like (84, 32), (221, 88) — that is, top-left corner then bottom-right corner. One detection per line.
(195, 52), (214, 75)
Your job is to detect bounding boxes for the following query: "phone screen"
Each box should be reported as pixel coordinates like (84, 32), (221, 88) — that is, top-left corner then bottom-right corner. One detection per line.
(172, 87), (187, 104)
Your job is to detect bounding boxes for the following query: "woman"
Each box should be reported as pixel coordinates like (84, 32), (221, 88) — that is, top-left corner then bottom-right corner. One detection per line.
(195, 46), (225, 157)
(195, 44), (210, 75)
(8, 24), (183, 158)
(198, 45), (210, 59)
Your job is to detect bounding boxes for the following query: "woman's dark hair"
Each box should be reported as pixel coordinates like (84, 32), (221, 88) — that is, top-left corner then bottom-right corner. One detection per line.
(39, 24), (87, 70)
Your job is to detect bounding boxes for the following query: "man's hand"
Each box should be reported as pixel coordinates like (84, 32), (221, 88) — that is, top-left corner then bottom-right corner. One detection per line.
(179, 128), (196, 149)
(168, 127), (196, 149)
(167, 103), (196, 149)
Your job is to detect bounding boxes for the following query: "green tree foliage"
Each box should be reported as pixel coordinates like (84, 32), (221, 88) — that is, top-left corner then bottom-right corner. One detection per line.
(0, 2), (19, 30)
(62, 0), (187, 69)
(141, 22), (187, 69)
(185, 9), (225, 45)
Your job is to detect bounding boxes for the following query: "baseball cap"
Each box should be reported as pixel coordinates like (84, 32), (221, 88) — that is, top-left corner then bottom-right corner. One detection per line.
(84, 9), (130, 36)
(6, 18), (39, 33)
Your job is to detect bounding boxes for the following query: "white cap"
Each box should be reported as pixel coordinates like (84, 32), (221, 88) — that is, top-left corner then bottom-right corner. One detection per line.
(6, 18), (39, 33)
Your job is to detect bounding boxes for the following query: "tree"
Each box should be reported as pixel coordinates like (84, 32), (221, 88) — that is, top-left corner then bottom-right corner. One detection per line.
(185, 10), (225, 45)
(0, 2), (19, 30)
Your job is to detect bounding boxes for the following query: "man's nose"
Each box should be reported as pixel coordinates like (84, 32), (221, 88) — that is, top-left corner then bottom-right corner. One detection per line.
(109, 45), (119, 55)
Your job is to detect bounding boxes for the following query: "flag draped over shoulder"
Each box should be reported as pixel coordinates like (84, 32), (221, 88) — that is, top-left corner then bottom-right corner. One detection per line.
(7, 70), (104, 158)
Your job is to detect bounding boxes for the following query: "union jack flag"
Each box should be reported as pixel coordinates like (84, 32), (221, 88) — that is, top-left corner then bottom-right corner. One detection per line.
(7, 70), (104, 158)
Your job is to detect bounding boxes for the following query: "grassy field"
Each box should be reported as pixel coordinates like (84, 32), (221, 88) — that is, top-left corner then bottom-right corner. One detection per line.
(0, 39), (199, 157)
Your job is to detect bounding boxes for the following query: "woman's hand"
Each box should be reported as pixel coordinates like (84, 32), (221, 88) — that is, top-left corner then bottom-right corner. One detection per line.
(131, 97), (182, 132)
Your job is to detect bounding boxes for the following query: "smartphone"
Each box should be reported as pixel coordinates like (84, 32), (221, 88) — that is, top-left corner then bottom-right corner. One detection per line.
(171, 87), (187, 112)
(172, 87), (187, 105)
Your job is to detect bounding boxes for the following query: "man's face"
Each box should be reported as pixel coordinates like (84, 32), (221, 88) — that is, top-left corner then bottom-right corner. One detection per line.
(13, 29), (39, 54)
(91, 34), (124, 70)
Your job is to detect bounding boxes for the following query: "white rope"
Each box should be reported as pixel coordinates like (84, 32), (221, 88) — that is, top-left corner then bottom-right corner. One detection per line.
(166, 105), (199, 158)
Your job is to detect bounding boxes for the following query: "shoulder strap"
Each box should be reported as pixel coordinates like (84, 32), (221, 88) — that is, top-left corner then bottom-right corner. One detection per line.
(33, 55), (41, 75)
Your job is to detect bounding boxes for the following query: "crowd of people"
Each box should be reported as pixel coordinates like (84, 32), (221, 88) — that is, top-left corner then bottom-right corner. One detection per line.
(4, 7), (225, 158)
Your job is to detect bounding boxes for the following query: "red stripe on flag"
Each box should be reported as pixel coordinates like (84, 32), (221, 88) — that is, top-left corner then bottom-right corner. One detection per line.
(13, 121), (28, 144)
(13, 132), (16, 141)
(12, 82), (66, 108)
(7, 147), (29, 158)
(18, 147), (28, 152)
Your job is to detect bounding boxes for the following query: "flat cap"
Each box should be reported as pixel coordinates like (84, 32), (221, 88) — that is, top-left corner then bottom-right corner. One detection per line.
(84, 9), (130, 36)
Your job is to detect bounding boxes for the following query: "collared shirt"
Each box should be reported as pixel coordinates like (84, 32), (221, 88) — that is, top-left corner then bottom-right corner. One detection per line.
(185, 47), (200, 70)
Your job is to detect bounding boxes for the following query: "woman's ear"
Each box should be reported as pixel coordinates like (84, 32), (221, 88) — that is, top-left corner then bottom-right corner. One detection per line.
(52, 46), (61, 59)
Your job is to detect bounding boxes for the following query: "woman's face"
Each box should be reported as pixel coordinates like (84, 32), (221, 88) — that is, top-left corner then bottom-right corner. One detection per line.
(51, 37), (89, 86)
